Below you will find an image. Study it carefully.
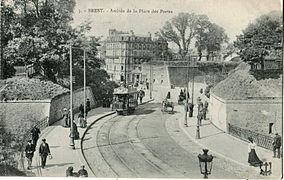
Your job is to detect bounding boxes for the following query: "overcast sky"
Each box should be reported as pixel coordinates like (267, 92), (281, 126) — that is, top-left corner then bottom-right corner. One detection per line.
(72, 0), (282, 43)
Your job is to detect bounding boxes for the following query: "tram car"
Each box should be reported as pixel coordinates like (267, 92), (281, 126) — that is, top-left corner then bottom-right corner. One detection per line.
(112, 86), (139, 115)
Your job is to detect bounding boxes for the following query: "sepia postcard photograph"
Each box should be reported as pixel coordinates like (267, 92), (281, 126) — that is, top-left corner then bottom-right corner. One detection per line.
(0, 0), (283, 179)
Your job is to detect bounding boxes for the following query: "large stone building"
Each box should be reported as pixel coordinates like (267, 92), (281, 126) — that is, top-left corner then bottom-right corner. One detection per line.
(102, 29), (168, 84)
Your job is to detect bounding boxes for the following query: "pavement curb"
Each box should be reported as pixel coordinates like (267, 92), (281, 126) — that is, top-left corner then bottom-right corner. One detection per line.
(80, 99), (154, 177)
(176, 107), (260, 174)
(80, 111), (116, 177)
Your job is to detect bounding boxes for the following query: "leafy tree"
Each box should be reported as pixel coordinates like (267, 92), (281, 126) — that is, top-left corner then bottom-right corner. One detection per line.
(204, 23), (228, 61)
(158, 13), (200, 60)
(234, 11), (282, 70)
(4, 0), (76, 81)
(194, 15), (211, 61)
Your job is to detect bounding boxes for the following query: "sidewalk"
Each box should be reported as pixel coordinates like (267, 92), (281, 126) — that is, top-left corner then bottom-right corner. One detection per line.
(176, 105), (282, 178)
(31, 107), (113, 177)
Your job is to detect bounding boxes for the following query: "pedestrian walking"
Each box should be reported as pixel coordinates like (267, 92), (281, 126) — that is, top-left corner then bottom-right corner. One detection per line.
(31, 126), (41, 147)
(62, 108), (69, 127)
(188, 102), (194, 117)
(166, 91), (171, 99)
(197, 111), (203, 126)
(247, 137), (262, 167)
(25, 140), (35, 170)
(200, 88), (203, 94)
(86, 98), (91, 116)
(139, 89), (145, 103)
(79, 104), (84, 115)
(39, 139), (51, 169)
(70, 121), (80, 140)
(78, 165), (88, 177)
(273, 133), (281, 158)
(78, 113), (86, 128)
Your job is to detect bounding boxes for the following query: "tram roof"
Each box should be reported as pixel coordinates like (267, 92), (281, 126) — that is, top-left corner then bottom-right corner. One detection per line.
(113, 86), (137, 94)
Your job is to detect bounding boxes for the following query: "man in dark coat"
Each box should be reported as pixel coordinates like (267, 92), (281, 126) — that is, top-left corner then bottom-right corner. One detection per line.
(188, 103), (194, 117)
(39, 139), (51, 169)
(25, 140), (35, 170)
(86, 99), (91, 115)
(79, 104), (84, 115)
(31, 126), (41, 148)
(273, 133), (281, 158)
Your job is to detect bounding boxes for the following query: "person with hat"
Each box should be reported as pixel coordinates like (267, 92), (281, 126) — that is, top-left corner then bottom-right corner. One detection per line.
(25, 140), (35, 170)
(62, 108), (69, 127)
(39, 139), (51, 169)
(273, 133), (281, 158)
(247, 137), (262, 166)
(31, 126), (41, 148)
(78, 164), (88, 177)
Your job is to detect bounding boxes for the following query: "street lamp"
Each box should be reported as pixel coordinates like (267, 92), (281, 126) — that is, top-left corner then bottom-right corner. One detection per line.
(198, 149), (214, 179)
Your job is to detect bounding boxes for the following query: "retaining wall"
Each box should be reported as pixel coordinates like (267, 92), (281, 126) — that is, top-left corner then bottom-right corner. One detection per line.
(210, 93), (282, 135)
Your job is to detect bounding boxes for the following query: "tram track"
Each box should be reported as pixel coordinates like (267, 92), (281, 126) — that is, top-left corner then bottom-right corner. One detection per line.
(83, 103), (187, 177)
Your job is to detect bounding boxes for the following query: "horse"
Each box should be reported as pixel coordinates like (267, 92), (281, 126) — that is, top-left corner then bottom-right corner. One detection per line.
(161, 98), (174, 113)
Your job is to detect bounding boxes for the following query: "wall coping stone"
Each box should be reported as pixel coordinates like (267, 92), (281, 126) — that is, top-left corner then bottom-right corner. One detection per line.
(211, 92), (282, 104)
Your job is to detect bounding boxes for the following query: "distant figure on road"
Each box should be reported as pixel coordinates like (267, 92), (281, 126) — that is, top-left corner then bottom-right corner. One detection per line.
(70, 121), (80, 140)
(139, 89), (145, 103)
(25, 140), (35, 170)
(62, 108), (69, 127)
(39, 139), (51, 169)
(247, 137), (262, 167)
(78, 113), (86, 128)
(200, 88), (203, 94)
(79, 104), (84, 116)
(78, 165), (88, 177)
(273, 133), (281, 158)
(188, 102), (194, 117)
(166, 91), (171, 99)
(31, 126), (41, 147)
(86, 99), (91, 115)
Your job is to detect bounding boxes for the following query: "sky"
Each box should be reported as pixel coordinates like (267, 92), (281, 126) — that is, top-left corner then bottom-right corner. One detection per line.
(72, 0), (282, 43)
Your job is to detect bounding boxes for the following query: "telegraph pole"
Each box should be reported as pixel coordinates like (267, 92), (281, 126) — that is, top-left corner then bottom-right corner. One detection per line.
(0, 0), (4, 79)
(69, 43), (75, 149)
(83, 49), (86, 122)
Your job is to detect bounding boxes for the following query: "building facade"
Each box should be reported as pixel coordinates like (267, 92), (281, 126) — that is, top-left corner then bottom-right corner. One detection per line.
(102, 29), (168, 85)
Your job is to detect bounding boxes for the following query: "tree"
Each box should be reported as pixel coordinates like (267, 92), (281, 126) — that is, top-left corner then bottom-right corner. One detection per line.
(234, 11), (282, 70)
(204, 23), (228, 61)
(158, 13), (200, 60)
(194, 15), (211, 61)
(4, 0), (76, 81)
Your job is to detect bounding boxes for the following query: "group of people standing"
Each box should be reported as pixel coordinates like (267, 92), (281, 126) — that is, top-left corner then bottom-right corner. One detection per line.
(182, 88), (208, 126)
(25, 126), (51, 170)
(62, 99), (91, 140)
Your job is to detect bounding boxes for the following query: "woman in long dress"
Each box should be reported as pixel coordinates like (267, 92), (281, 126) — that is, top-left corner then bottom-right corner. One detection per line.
(248, 137), (262, 167)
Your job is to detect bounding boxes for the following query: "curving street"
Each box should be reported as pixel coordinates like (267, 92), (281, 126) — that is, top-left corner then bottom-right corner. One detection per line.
(82, 102), (244, 178)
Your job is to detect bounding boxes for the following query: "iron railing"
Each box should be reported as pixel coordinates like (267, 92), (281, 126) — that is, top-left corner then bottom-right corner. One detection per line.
(228, 123), (274, 151)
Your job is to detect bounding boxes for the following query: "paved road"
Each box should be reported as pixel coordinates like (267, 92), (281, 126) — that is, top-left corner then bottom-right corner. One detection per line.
(82, 102), (242, 178)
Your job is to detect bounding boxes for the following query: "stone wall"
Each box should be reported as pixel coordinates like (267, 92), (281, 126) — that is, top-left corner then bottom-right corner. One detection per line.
(0, 100), (50, 134)
(49, 86), (95, 124)
(209, 93), (227, 131)
(210, 92), (282, 136)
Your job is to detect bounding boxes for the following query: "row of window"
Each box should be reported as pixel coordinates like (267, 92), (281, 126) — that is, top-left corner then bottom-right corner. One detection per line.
(106, 42), (154, 50)
(108, 36), (151, 42)
(106, 64), (143, 71)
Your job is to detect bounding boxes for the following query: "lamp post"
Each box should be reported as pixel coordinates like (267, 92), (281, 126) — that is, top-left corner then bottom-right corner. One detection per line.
(184, 57), (190, 126)
(150, 60), (153, 99)
(69, 43), (75, 150)
(198, 149), (214, 179)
